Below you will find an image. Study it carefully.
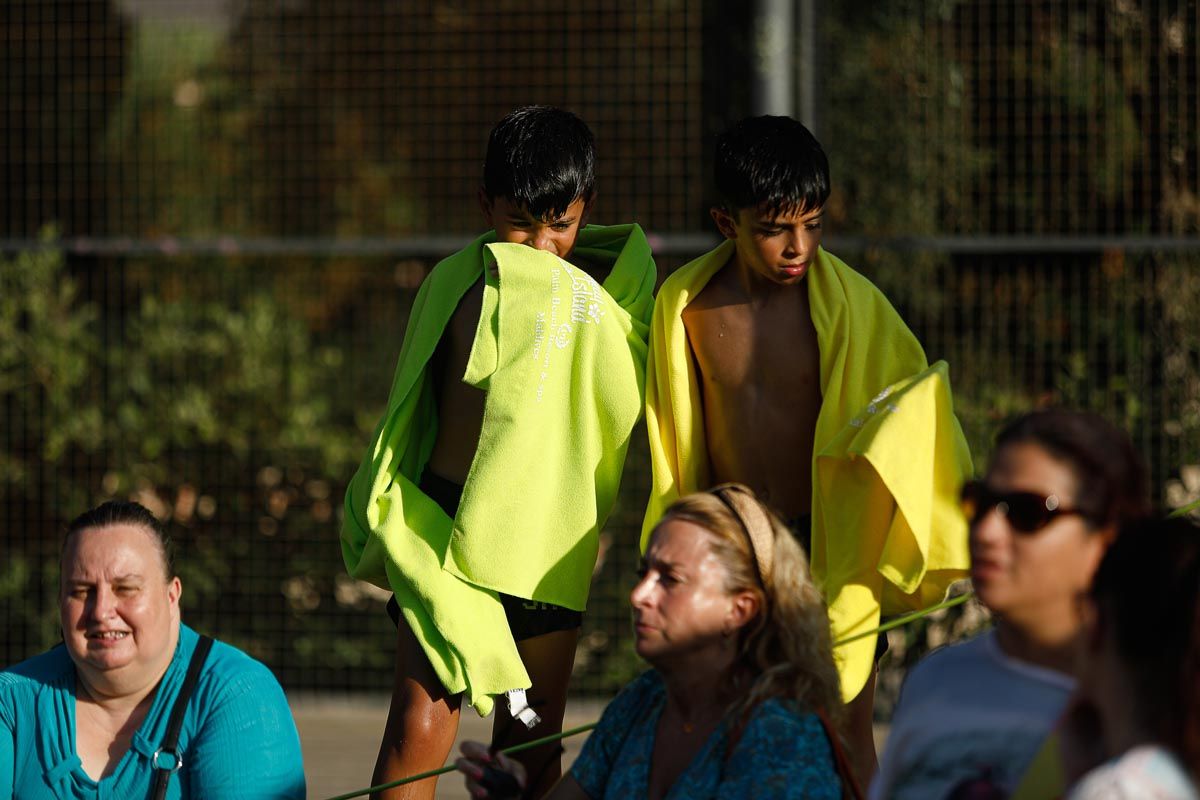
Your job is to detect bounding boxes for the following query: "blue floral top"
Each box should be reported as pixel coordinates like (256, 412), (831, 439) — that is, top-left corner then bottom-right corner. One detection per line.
(570, 670), (841, 799)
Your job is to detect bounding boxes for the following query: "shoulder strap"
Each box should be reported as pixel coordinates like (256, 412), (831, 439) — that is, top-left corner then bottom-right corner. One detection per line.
(149, 635), (214, 800)
(816, 706), (864, 800)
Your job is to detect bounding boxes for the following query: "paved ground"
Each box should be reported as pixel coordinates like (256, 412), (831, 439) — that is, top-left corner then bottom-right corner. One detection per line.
(292, 693), (604, 800)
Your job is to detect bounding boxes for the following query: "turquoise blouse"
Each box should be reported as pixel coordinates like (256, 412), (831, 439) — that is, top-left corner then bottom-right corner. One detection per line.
(0, 624), (305, 799)
(570, 670), (841, 799)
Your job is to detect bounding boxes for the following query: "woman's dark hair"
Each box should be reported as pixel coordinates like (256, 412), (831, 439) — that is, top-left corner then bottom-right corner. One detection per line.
(994, 409), (1149, 529)
(64, 500), (175, 578)
(482, 105), (596, 220)
(714, 115), (830, 216)
(1091, 515), (1200, 777)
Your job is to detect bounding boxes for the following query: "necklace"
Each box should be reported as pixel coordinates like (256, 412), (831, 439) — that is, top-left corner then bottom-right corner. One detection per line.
(680, 713), (716, 734)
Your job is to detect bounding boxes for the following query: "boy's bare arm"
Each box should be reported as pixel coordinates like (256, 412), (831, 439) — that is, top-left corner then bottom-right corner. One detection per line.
(425, 277), (486, 484)
(681, 270), (821, 519)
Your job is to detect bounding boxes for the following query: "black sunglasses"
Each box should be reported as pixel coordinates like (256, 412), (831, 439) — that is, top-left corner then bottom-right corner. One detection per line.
(960, 480), (1086, 534)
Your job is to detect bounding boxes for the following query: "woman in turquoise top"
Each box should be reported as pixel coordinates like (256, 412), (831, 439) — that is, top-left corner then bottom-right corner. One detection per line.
(457, 485), (851, 799)
(0, 501), (305, 799)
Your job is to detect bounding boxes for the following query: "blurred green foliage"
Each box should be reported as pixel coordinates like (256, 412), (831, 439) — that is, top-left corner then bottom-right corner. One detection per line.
(0, 236), (401, 683)
(0, 232), (99, 482)
(102, 22), (251, 235)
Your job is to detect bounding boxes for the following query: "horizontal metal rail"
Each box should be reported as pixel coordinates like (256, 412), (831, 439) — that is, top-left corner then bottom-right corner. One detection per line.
(3, 234), (1200, 258)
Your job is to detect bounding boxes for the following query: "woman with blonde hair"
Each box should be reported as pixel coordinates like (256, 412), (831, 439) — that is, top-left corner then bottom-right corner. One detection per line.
(457, 484), (853, 799)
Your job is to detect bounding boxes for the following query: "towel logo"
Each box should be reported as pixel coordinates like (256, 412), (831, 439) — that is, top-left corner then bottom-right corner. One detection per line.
(569, 273), (607, 327)
(850, 386), (900, 428)
(532, 266), (607, 403)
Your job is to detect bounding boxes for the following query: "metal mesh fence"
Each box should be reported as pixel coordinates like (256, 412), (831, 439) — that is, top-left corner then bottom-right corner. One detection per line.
(3, 1), (1199, 701)
(823, 0), (1200, 240)
(3, 0), (706, 241)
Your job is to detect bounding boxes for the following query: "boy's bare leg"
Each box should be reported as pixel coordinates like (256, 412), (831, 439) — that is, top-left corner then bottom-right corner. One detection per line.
(371, 620), (463, 800)
(845, 668), (880, 793)
(492, 628), (579, 799)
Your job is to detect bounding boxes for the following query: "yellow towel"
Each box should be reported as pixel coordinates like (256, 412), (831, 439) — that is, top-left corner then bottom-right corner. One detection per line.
(643, 240), (971, 700)
(344, 225), (654, 715)
(1009, 732), (1066, 800)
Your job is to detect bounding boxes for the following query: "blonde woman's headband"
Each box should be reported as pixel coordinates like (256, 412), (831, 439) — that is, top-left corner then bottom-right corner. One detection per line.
(711, 483), (774, 585)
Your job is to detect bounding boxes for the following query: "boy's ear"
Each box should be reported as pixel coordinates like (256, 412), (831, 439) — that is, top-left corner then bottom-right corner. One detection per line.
(478, 186), (494, 226)
(710, 206), (738, 240)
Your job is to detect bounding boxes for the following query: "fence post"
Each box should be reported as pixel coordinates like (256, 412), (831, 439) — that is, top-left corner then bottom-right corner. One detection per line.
(797, 0), (821, 137)
(749, 0), (795, 117)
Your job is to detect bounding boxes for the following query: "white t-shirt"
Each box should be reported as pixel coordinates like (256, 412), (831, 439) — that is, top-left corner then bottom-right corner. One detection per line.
(870, 630), (1075, 800)
(1066, 745), (1198, 800)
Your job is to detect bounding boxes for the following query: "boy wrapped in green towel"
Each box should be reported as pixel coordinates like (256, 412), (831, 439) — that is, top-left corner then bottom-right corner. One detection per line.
(343, 106), (655, 798)
(643, 116), (971, 788)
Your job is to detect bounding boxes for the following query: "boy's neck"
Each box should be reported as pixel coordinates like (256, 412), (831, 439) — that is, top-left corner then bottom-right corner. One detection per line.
(728, 250), (806, 306)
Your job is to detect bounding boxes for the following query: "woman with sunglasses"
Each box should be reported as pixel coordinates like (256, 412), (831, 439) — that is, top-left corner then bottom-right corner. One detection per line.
(456, 485), (854, 799)
(870, 409), (1149, 800)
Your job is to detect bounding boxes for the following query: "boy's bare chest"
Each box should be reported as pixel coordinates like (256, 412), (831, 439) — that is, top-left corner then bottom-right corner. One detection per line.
(682, 281), (822, 513)
(682, 287), (821, 396)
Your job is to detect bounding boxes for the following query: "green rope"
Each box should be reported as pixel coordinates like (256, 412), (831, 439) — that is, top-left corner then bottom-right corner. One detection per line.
(319, 590), (974, 799)
(320, 722), (599, 800)
(833, 591), (973, 646)
(1169, 499), (1200, 518)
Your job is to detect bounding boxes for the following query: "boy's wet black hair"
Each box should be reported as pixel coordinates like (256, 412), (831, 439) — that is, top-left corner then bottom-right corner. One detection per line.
(482, 106), (596, 220)
(64, 500), (176, 578)
(714, 115), (830, 215)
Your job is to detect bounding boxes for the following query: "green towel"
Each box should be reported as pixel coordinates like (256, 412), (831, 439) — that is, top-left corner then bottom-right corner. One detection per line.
(342, 224), (654, 715)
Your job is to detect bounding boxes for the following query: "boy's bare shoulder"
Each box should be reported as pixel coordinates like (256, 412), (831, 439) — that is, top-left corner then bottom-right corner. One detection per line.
(681, 268), (752, 366)
(694, 262), (742, 307)
(445, 275), (485, 340)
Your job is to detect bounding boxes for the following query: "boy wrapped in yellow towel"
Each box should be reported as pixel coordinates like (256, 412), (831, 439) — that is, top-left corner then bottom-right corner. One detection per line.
(343, 107), (654, 798)
(643, 115), (971, 788)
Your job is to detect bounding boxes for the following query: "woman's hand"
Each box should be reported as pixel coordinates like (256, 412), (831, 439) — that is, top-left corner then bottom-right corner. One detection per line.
(455, 740), (527, 799)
